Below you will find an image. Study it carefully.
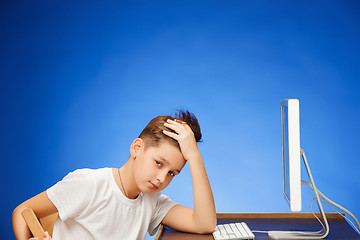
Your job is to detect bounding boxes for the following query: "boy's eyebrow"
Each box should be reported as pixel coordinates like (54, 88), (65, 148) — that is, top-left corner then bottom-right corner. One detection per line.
(157, 155), (181, 174)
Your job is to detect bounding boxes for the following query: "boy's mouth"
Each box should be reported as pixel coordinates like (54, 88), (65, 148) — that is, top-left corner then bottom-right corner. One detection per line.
(149, 181), (159, 190)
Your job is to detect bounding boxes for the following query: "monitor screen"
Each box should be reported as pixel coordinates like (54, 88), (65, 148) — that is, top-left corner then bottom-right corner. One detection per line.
(281, 99), (302, 212)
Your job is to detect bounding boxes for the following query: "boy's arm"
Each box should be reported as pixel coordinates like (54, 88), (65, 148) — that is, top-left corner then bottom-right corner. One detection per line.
(12, 191), (58, 240)
(162, 119), (217, 234)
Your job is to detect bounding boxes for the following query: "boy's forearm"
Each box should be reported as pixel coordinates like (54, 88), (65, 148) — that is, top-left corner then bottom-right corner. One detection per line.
(162, 119), (216, 232)
(12, 205), (32, 240)
(188, 152), (217, 231)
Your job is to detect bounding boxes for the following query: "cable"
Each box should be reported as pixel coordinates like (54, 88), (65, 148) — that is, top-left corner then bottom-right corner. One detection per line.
(252, 183), (360, 238)
(302, 180), (360, 235)
(309, 197), (326, 234)
(320, 198), (360, 234)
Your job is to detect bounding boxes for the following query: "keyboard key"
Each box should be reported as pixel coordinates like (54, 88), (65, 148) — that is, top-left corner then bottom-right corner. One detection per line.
(241, 222), (255, 239)
(212, 222), (255, 239)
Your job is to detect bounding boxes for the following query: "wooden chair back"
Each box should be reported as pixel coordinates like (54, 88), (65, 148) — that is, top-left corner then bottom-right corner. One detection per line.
(21, 208), (58, 238)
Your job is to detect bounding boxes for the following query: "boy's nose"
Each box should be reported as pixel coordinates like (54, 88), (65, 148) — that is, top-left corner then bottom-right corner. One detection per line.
(157, 171), (167, 184)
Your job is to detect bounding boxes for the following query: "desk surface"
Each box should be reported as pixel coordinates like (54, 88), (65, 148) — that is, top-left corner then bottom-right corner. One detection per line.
(155, 213), (360, 240)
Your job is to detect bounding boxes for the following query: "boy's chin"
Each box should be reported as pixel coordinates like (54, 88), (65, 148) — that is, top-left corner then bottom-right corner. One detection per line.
(141, 188), (160, 194)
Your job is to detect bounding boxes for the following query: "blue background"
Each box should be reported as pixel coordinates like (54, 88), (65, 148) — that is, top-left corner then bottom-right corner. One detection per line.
(1, 1), (360, 239)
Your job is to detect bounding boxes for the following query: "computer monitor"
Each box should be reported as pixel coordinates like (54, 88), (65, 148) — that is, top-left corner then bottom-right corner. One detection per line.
(281, 99), (301, 212)
(274, 99), (358, 239)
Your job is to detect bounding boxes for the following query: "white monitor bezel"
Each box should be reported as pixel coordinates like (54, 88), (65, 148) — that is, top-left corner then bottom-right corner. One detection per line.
(281, 99), (302, 212)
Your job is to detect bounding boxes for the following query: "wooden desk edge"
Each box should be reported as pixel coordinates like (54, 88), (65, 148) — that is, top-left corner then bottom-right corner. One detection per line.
(154, 212), (345, 239)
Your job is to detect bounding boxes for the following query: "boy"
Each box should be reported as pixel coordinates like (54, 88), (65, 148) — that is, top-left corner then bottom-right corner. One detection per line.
(12, 110), (217, 239)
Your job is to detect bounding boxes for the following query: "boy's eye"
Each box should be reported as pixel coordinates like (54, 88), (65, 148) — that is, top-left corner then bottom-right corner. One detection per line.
(168, 171), (175, 176)
(155, 160), (162, 167)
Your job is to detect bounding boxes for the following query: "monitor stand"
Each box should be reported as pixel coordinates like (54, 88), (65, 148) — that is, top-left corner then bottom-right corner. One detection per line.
(268, 149), (329, 239)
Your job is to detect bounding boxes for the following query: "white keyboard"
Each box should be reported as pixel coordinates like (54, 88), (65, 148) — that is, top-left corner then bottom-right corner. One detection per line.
(213, 222), (255, 239)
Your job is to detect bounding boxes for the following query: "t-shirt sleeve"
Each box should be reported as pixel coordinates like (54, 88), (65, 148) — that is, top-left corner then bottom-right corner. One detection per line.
(46, 169), (94, 221)
(148, 194), (178, 236)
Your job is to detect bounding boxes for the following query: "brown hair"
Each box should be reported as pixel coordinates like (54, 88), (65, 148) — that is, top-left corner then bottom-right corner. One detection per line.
(138, 110), (202, 150)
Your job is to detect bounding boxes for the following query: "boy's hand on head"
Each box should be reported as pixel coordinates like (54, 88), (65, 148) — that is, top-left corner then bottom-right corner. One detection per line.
(163, 119), (199, 161)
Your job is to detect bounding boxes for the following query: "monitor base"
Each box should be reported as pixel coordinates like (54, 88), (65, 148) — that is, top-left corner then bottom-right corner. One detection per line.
(270, 149), (330, 239)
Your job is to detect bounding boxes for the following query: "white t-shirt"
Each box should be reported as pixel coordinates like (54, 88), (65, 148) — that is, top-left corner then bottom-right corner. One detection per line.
(46, 168), (177, 240)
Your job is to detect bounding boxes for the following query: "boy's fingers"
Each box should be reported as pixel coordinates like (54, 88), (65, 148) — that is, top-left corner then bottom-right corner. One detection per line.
(169, 119), (192, 132)
(164, 122), (181, 134)
(162, 130), (178, 139)
(164, 121), (187, 133)
(44, 231), (51, 239)
(167, 119), (184, 126)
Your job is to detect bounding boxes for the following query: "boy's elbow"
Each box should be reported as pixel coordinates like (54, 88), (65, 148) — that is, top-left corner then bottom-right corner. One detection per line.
(194, 218), (217, 234)
(195, 225), (215, 234)
(206, 221), (217, 234)
(199, 226), (216, 234)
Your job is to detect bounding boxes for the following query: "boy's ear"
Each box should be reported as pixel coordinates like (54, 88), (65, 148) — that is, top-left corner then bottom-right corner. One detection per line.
(130, 138), (143, 159)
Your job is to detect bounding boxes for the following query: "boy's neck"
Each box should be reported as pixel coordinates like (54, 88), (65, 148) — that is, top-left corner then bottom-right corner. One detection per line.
(114, 159), (140, 199)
